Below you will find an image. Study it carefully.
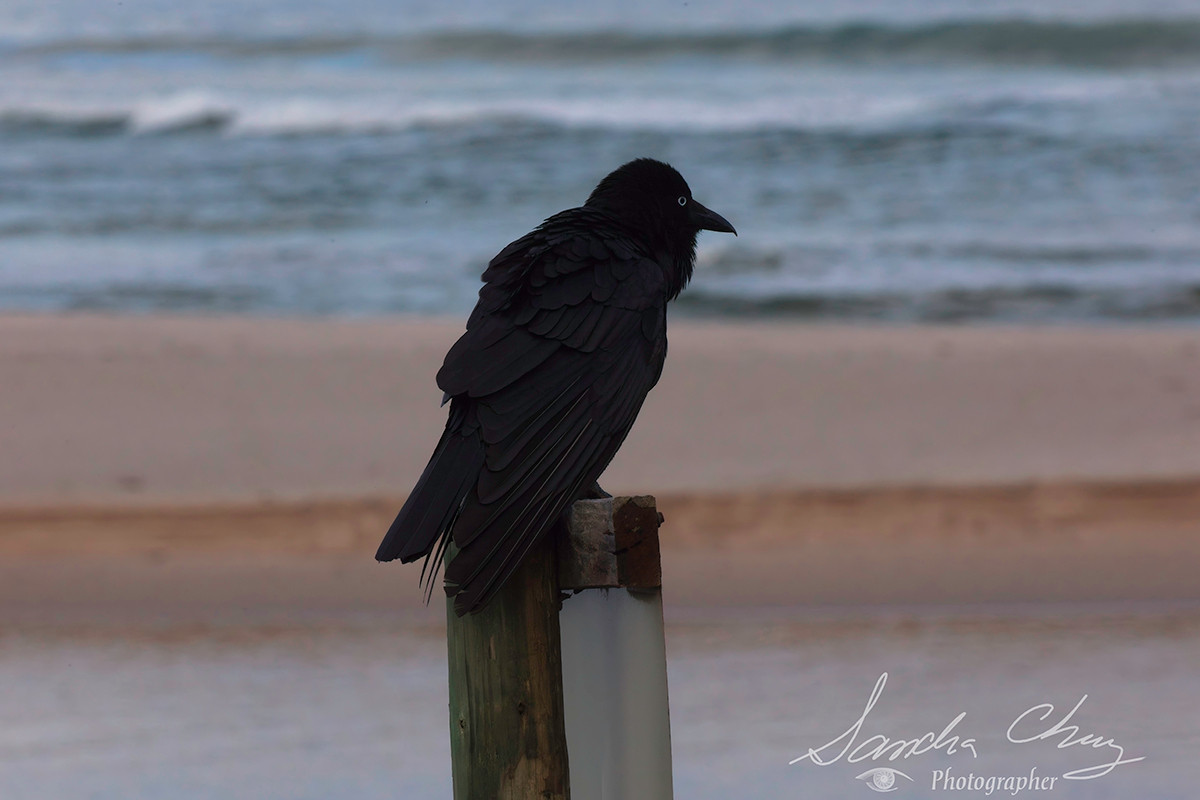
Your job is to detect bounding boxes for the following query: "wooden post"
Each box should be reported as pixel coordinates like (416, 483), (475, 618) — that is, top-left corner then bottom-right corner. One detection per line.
(445, 534), (570, 800)
(444, 495), (671, 800)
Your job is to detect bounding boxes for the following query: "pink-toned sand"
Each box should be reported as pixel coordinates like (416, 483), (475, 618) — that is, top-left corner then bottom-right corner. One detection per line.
(4, 313), (1200, 502)
(2, 313), (1199, 624)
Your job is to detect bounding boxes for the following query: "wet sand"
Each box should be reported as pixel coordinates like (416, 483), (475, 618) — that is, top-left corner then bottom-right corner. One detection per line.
(3, 613), (1196, 800)
(2, 478), (1200, 629)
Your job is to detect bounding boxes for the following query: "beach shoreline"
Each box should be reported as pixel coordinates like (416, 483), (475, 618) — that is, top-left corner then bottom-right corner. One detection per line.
(2, 477), (1200, 629)
(3, 313), (1199, 624)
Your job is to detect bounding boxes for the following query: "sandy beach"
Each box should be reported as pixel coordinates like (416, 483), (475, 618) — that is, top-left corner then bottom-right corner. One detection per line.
(5, 314), (1200, 503)
(2, 313), (1199, 626)
(5, 314), (1199, 800)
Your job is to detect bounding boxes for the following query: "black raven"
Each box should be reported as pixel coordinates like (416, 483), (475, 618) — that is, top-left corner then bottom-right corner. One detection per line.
(376, 158), (735, 615)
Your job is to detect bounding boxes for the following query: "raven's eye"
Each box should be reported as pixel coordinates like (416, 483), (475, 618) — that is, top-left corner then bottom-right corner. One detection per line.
(677, 196), (687, 206)
(855, 767), (912, 793)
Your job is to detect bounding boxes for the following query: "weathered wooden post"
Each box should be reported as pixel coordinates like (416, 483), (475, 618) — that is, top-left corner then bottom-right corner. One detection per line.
(444, 495), (672, 800)
(445, 534), (571, 800)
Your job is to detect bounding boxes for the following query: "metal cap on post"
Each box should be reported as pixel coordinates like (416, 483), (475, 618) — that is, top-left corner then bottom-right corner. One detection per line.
(558, 496), (674, 800)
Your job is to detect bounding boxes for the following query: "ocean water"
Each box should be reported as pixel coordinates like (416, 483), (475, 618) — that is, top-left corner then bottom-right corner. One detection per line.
(1, 0), (1199, 322)
(2, 611), (1197, 799)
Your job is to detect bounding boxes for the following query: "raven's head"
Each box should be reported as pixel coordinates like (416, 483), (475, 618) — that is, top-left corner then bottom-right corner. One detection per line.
(585, 158), (736, 299)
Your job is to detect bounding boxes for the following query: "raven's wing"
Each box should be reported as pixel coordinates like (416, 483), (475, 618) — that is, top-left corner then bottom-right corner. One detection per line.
(375, 210), (669, 616)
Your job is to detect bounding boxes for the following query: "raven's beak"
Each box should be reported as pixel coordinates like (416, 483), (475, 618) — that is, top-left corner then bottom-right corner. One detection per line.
(689, 199), (737, 235)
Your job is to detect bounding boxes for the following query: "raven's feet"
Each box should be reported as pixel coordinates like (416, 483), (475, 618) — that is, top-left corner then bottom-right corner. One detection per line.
(584, 481), (612, 500)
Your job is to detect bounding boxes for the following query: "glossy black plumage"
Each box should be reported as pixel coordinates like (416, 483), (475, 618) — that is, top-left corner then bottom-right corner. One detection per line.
(376, 158), (735, 615)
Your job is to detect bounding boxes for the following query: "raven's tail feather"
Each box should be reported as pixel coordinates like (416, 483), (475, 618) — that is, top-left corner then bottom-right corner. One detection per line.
(375, 431), (484, 566)
(444, 424), (613, 615)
